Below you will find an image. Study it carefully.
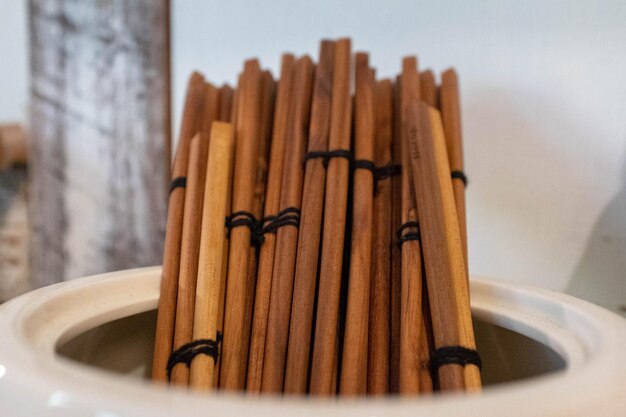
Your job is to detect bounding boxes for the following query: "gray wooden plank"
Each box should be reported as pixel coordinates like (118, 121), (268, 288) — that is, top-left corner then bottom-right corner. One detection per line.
(29, 0), (170, 286)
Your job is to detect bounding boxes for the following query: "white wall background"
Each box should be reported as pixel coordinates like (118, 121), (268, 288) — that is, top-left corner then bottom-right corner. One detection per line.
(1, 1), (625, 315)
(0, 1), (27, 124)
(172, 0), (626, 315)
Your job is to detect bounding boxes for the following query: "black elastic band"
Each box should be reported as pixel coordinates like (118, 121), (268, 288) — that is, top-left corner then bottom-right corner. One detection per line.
(451, 170), (468, 187)
(262, 207), (301, 234)
(166, 333), (223, 380)
(169, 176), (187, 193)
(353, 159), (376, 173)
(305, 150), (401, 192)
(304, 149), (353, 168)
(226, 211), (264, 246)
(396, 221), (421, 247)
(373, 163), (401, 181)
(430, 346), (482, 372)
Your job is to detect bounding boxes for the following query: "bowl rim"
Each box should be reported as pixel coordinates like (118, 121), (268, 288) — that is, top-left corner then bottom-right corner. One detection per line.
(1, 266), (625, 417)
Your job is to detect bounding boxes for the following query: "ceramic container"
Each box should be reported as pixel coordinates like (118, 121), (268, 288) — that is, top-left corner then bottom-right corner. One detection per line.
(0, 266), (625, 416)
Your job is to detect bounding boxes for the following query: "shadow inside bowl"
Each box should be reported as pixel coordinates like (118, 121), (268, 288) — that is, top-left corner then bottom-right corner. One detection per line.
(56, 310), (566, 388)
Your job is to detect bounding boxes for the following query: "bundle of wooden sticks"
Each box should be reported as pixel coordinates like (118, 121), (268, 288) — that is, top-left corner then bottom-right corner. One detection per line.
(151, 38), (481, 396)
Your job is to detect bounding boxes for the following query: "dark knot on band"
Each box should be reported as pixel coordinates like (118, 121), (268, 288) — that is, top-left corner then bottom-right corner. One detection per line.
(429, 346), (482, 373)
(169, 176), (187, 194)
(396, 221), (421, 247)
(262, 207), (301, 234)
(226, 211), (264, 246)
(166, 333), (223, 380)
(373, 163), (401, 181)
(451, 170), (468, 187)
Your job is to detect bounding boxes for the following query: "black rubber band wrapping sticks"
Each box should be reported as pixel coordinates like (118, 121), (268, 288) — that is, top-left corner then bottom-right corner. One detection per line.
(225, 211), (264, 247)
(429, 346), (482, 373)
(166, 333), (223, 380)
(396, 220), (421, 247)
(262, 207), (300, 235)
(304, 149), (401, 183)
(169, 176), (187, 194)
(451, 170), (468, 187)
(225, 208), (301, 247)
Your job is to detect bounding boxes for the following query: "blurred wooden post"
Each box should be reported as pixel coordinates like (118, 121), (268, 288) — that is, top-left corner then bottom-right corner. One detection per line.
(29, 0), (171, 286)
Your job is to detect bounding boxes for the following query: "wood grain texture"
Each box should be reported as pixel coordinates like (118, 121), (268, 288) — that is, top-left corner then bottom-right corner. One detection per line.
(262, 57), (314, 393)
(399, 58), (423, 395)
(152, 73), (205, 382)
(367, 79), (393, 396)
(240, 70), (275, 387)
(213, 84), (236, 388)
(29, 0), (170, 286)
(284, 41), (335, 394)
(189, 122), (234, 390)
(220, 60), (262, 391)
(420, 70), (438, 108)
(170, 84), (219, 386)
(389, 77), (402, 394)
(309, 38), (352, 396)
(439, 69), (467, 275)
(246, 56), (294, 393)
(340, 54), (375, 396)
(406, 101), (480, 392)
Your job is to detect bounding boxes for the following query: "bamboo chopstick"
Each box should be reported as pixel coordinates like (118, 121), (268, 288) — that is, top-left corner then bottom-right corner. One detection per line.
(152, 72), (206, 383)
(367, 78), (393, 396)
(247, 56), (294, 393)
(388, 76), (402, 394)
(340, 53), (376, 396)
(262, 56), (315, 393)
(189, 122), (235, 390)
(398, 58), (423, 395)
(439, 69), (467, 274)
(420, 70), (438, 108)
(284, 41), (335, 394)
(309, 38), (353, 396)
(429, 106), (480, 391)
(170, 83), (219, 386)
(240, 69), (275, 386)
(406, 100), (480, 392)
(211, 84), (236, 388)
(221, 60), (263, 391)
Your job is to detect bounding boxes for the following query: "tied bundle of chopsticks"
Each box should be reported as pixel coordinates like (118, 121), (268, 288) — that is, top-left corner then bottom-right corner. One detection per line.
(151, 38), (481, 396)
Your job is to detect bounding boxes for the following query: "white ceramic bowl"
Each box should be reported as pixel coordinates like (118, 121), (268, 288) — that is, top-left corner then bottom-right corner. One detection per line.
(0, 267), (625, 416)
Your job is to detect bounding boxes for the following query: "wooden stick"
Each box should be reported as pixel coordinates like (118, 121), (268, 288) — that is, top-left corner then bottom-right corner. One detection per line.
(309, 38), (352, 396)
(152, 72), (205, 383)
(432, 106), (480, 392)
(417, 69), (437, 394)
(262, 56), (315, 393)
(367, 78), (393, 396)
(213, 84), (236, 388)
(189, 122), (235, 390)
(240, 69), (275, 387)
(219, 85), (234, 122)
(398, 57), (423, 395)
(420, 70), (438, 108)
(284, 41), (335, 394)
(406, 101), (481, 392)
(170, 83), (220, 386)
(388, 76), (402, 394)
(247, 56), (295, 393)
(439, 69), (467, 275)
(419, 282), (435, 393)
(340, 54), (375, 396)
(410, 70), (439, 394)
(220, 60), (262, 391)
